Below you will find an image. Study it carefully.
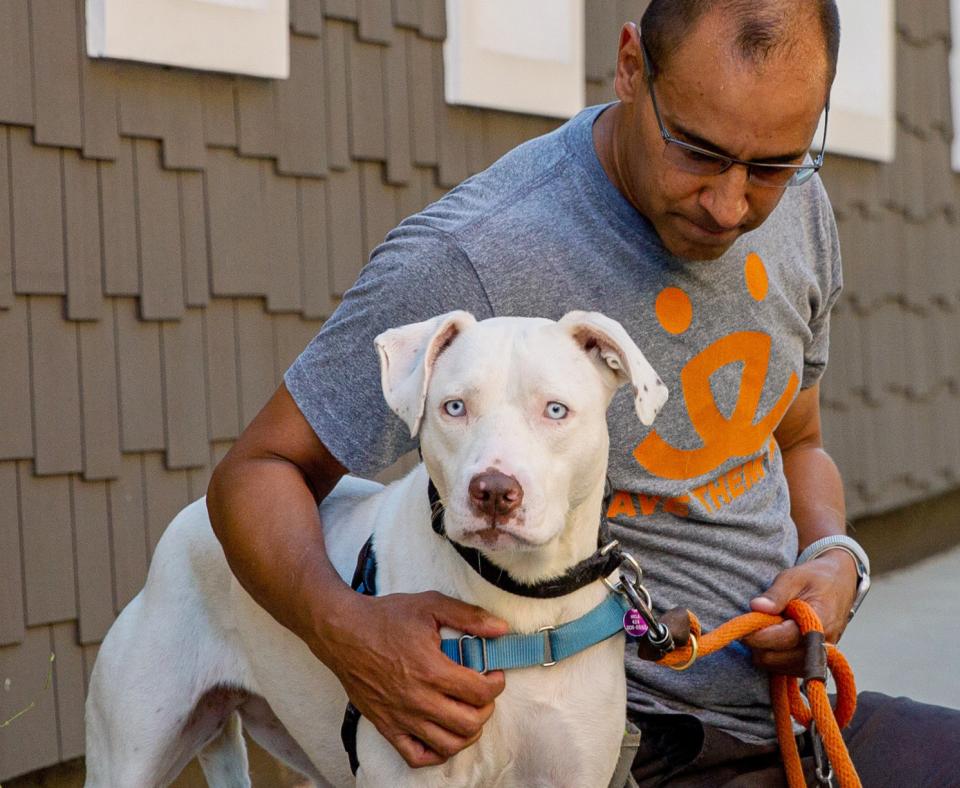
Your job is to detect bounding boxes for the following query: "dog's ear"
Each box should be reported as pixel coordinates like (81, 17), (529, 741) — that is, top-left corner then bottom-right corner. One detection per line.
(559, 311), (668, 426)
(375, 311), (477, 436)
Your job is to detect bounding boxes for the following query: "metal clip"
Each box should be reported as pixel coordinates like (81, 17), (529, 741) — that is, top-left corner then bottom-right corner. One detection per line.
(457, 634), (488, 674)
(809, 716), (834, 786)
(604, 551), (675, 659)
(538, 626), (557, 667)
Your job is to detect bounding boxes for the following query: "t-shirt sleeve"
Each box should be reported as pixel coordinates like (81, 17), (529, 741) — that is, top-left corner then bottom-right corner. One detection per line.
(284, 223), (494, 476)
(801, 178), (843, 389)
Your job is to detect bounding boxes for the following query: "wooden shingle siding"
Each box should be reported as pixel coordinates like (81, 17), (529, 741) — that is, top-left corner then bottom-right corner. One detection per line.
(392, 0), (421, 30)
(0, 628), (60, 777)
(71, 478), (115, 644)
(417, 0), (446, 41)
(358, 0), (395, 45)
(79, 57), (121, 161)
(0, 299), (33, 461)
(299, 178), (337, 319)
(291, 0), (325, 37)
(0, 129), (13, 308)
(29, 297), (84, 476)
(179, 170), (211, 308)
(77, 304), (122, 481)
(0, 0), (33, 126)
(161, 310), (210, 469)
(407, 31), (439, 166)
(29, 0), (83, 149)
(324, 0), (358, 22)
(108, 454), (148, 611)
(327, 168), (365, 296)
(235, 299), (278, 427)
(64, 150), (104, 321)
(115, 298), (166, 452)
(134, 140), (186, 321)
(0, 462), (25, 645)
(277, 34), (330, 178)
(99, 143), (142, 297)
(206, 148), (269, 297)
(20, 467), (76, 625)
(201, 74), (239, 149)
(384, 31), (414, 185)
(236, 79), (280, 159)
(348, 40), (388, 161)
(359, 161), (398, 257)
(324, 20), (353, 170)
(143, 452), (190, 556)
(9, 129), (65, 295)
(204, 300), (242, 441)
(52, 621), (87, 761)
(265, 170), (304, 313)
(3, 1), (960, 781)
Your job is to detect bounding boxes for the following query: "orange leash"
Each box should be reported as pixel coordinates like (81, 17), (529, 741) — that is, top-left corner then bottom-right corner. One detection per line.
(656, 600), (861, 788)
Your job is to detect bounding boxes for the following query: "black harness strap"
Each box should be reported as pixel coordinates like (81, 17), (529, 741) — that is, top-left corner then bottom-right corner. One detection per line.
(341, 535), (378, 775)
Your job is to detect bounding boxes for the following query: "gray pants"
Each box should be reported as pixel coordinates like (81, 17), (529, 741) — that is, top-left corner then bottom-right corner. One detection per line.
(611, 692), (960, 787)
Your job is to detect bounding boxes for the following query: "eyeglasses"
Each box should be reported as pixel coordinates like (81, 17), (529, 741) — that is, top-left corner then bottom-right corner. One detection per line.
(640, 41), (829, 189)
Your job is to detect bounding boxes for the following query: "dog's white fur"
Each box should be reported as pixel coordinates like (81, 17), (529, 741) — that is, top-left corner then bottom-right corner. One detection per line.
(84, 311), (667, 788)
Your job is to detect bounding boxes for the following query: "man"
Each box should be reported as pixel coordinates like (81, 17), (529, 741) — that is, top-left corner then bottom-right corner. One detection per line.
(207, 1), (960, 784)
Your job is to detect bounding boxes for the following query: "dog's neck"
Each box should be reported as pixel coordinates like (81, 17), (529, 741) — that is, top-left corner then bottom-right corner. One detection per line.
(429, 472), (612, 590)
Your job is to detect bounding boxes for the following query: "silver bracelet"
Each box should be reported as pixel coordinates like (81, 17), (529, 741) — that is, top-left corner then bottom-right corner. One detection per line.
(796, 535), (871, 620)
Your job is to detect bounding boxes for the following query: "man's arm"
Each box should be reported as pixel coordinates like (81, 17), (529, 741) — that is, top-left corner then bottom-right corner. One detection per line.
(742, 383), (859, 674)
(206, 382), (508, 767)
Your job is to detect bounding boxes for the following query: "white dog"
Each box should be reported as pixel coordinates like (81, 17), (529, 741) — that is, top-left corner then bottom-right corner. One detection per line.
(84, 310), (668, 788)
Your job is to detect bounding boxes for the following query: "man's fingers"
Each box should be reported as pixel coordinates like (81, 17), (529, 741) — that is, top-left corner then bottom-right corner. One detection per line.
(433, 663), (505, 708)
(742, 620), (801, 651)
(392, 733), (446, 769)
(427, 591), (510, 638)
(409, 717), (481, 761)
(424, 696), (496, 738)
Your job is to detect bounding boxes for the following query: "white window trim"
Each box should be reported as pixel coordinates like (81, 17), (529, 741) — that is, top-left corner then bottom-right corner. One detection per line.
(85, 0), (288, 79)
(823, 0), (896, 162)
(443, 0), (585, 119)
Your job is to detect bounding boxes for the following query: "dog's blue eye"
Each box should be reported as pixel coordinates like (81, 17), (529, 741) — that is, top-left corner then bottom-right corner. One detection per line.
(545, 402), (568, 420)
(443, 399), (466, 417)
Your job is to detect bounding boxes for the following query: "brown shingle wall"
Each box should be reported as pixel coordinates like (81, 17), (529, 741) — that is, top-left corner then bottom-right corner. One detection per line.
(818, 0), (960, 517)
(0, 0), (958, 780)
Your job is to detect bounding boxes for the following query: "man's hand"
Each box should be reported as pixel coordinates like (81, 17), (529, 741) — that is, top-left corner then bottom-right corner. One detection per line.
(313, 589), (509, 768)
(743, 550), (857, 675)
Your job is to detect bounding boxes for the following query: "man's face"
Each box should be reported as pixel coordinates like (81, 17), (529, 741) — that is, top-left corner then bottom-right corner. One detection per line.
(610, 19), (828, 260)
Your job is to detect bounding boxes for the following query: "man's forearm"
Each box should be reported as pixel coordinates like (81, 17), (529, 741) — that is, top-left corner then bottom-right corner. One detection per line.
(781, 443), (847, 551)
(206, 452), (354, 655)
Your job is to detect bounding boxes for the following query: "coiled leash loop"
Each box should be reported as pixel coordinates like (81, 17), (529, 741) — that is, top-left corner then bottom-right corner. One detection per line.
(653, 600), (861, 788)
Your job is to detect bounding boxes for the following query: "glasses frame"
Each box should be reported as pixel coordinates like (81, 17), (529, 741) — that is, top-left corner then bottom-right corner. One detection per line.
(639, 40), (830, 188)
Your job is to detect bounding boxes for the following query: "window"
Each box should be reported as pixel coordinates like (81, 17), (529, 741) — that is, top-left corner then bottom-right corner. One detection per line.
(443, 0), (585, 118)
(85, 0), (288, 78)
(821, 0), (896, 162)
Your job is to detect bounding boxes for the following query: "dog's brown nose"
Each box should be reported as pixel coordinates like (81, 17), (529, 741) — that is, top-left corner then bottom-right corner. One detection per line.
(469, 471), (523, 520)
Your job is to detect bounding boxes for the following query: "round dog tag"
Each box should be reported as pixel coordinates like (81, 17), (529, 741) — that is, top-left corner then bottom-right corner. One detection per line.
(622, 609), (649, 637)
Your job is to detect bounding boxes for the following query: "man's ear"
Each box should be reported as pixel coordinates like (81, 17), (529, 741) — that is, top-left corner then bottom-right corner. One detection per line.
(558, 310), (668, 426)
(375, 311), (477, 436)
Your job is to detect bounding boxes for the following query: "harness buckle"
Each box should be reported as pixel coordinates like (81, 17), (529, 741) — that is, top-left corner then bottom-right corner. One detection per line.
(457, 634), (488, 674)
(538, 626), (557, 667)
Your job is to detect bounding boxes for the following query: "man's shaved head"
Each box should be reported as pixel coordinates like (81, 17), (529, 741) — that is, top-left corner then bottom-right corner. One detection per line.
(641, 0), (840, 87)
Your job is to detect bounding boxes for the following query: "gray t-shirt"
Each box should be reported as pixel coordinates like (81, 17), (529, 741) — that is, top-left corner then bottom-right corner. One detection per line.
(285, 103), (842, 743)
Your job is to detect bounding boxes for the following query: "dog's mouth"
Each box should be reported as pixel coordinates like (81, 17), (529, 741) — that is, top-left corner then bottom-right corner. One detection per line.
(456, 524), (540, 551)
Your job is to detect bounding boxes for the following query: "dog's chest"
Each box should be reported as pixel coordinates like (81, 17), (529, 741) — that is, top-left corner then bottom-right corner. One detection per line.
(448, 641), (626, 787)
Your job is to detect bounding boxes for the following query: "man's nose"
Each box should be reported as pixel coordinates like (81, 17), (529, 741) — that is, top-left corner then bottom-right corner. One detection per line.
(468, 471), (523, 520)
(699, 164), (750, 230)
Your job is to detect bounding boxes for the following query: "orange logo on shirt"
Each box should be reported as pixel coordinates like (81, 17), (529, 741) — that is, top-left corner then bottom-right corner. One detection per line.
(633, 253), (798, 481)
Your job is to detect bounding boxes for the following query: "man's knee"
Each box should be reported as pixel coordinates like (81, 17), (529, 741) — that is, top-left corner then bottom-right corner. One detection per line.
(844, 691), (960, 786)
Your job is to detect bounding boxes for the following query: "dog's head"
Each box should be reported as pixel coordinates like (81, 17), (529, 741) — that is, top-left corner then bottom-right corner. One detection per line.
(375, 311), (667, 576)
